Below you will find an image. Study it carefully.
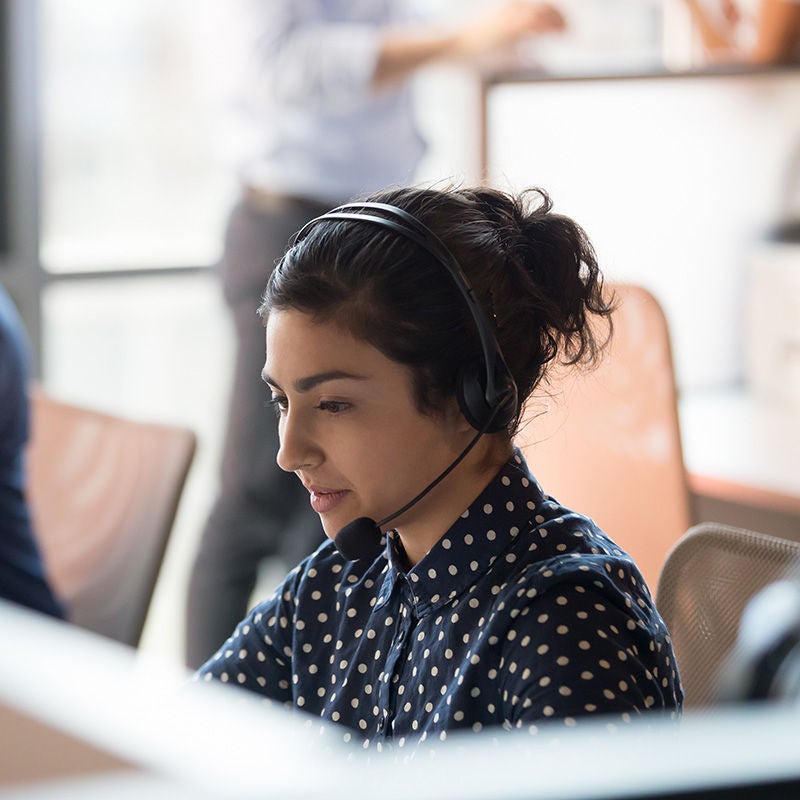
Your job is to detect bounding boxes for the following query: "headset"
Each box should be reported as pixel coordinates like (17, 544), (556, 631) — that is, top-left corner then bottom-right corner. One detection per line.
(292, 201), (518, 433)
(288, 201), (519, 560)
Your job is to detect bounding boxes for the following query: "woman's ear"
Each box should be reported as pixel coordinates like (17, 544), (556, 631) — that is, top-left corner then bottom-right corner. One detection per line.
(443, 395), (476, 436)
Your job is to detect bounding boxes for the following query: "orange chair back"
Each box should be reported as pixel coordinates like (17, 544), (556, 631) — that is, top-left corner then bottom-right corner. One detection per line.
(26, 389), (196, 646)
(515, 284), (690, 590)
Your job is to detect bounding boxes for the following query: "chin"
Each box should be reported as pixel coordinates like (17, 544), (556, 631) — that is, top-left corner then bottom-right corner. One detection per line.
(320, 515), (346, 541)
(322, 525), (337, 542)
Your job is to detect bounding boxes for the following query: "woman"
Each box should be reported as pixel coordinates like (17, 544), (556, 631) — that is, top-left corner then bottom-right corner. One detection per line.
(197, 185), (683, 746)
(185, 0), (567, 671)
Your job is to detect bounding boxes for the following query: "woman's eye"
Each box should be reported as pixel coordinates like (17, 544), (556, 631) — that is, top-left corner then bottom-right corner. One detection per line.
(268, 395), (288, 416)
(317, 400), (350, 414)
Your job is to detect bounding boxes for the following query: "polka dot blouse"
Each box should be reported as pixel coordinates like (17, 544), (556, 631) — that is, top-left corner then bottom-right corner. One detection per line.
(197, 449), (683, 746)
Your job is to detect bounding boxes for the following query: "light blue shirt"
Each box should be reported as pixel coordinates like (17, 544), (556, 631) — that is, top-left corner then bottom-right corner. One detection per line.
(238, 0), (427, 204)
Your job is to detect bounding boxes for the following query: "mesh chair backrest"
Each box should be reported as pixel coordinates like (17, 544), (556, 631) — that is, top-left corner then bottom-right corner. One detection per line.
(656, 522), (800, 709)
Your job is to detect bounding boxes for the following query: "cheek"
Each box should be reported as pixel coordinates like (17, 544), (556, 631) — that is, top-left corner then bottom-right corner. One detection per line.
(375, 419), (459, 485)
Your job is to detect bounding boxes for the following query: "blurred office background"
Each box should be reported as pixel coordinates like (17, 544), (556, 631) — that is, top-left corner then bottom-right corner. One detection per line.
(2, 0), (798, 663)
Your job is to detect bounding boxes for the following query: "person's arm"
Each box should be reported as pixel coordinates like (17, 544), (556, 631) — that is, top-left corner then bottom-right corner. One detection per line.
(194, 565), (302, 703)
(682, 0), (738, 54)
(499, 576), (682, 727)
(681, 0), (800, 64)
(252, 1), (565, 108)
(750, 0), (800, 63)
(372, 2), (567, 90)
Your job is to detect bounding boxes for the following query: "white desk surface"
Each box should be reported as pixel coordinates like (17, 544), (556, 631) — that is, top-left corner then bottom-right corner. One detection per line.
(4, 600), (800, 800)
(680, 387), (800, 515)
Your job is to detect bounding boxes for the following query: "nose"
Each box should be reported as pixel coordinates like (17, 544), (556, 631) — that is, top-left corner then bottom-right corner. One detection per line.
(276, 409), (321, 473)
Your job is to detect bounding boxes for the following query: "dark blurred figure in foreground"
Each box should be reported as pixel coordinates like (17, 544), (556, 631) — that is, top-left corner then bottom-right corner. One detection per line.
(0, 286), (64, 618)
(185, 0), (567, 669)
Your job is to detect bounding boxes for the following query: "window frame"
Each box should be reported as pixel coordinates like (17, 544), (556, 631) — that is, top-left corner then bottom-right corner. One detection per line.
(1, 0), (214, 379)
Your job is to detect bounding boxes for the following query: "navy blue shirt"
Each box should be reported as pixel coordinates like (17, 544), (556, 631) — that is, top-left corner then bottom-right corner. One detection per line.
(198, 450), (682, 746)
(0, 286), (64, 618)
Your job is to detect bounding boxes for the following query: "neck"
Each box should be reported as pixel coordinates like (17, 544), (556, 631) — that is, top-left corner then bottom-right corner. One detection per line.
(394, 438), (512, 566)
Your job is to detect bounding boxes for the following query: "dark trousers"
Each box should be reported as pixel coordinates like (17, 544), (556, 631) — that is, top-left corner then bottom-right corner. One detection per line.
(185, 197), (329, 669)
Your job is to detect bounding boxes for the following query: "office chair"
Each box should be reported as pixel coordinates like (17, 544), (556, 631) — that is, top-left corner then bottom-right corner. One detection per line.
(25, 388), (196, 647)
(656, 522), (800, 709)
(514, 284), (691, 591)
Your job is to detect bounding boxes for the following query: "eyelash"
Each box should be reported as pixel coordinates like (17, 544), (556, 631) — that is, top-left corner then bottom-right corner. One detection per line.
(317, 400), (350, 414)
(267, 396), (350, 416)
(267, 396), (288, 417)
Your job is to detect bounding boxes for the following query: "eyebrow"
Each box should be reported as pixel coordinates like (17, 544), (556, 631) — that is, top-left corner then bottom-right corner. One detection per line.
(261, 370), (369, 393)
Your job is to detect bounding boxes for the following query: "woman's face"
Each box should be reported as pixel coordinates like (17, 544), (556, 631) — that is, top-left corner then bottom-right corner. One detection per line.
(263, 309), (481, 551)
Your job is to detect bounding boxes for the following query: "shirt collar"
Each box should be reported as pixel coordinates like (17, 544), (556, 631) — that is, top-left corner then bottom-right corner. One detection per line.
(376, 449), (546, 616)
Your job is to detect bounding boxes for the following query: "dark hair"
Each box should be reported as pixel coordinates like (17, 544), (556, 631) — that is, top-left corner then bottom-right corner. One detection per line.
(259, 185), (614, 434)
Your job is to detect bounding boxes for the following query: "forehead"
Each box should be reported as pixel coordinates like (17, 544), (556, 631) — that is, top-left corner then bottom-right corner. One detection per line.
(264, 309), (395, 383)
(267, 309), (362, 354)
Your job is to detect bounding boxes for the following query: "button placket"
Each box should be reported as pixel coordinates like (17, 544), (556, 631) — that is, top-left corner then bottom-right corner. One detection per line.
(375, 586), (413, 739)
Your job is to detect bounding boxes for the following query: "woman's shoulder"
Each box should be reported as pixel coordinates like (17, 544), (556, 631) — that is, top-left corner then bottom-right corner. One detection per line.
(509, 492), (657, 610)
(458, 448), (649, 595)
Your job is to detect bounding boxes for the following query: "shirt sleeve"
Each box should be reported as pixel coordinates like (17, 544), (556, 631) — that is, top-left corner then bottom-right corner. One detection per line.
(248, 0), (385, 110)
(498, 572), (680, 730)
(194, 563), (304, 705)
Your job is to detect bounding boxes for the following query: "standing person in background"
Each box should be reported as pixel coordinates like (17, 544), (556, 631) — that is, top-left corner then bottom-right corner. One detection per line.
(0, 286), (64, 619)
(185, 0), (567, 669)
(681, 0), (800, 63)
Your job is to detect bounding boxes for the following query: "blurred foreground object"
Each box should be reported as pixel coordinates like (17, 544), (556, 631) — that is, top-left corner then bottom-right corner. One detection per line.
(3, 598), (800, 798)
(720, 576), (800, 701)
(27, 389), (196, 646)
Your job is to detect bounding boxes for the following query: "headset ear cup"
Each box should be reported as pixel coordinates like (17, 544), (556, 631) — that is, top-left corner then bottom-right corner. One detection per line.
(457, 364), (516, 433)
(456, 364), (488, 431)
(495, 372), (518, 431)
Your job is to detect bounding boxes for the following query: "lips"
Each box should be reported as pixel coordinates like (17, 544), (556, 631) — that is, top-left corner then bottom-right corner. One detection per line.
(307, 486), (350, 514)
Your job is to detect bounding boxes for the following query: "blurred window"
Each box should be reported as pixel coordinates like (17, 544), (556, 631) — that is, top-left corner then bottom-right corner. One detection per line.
(39, 0), (241, 272)
(35, 2), (248, 655)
